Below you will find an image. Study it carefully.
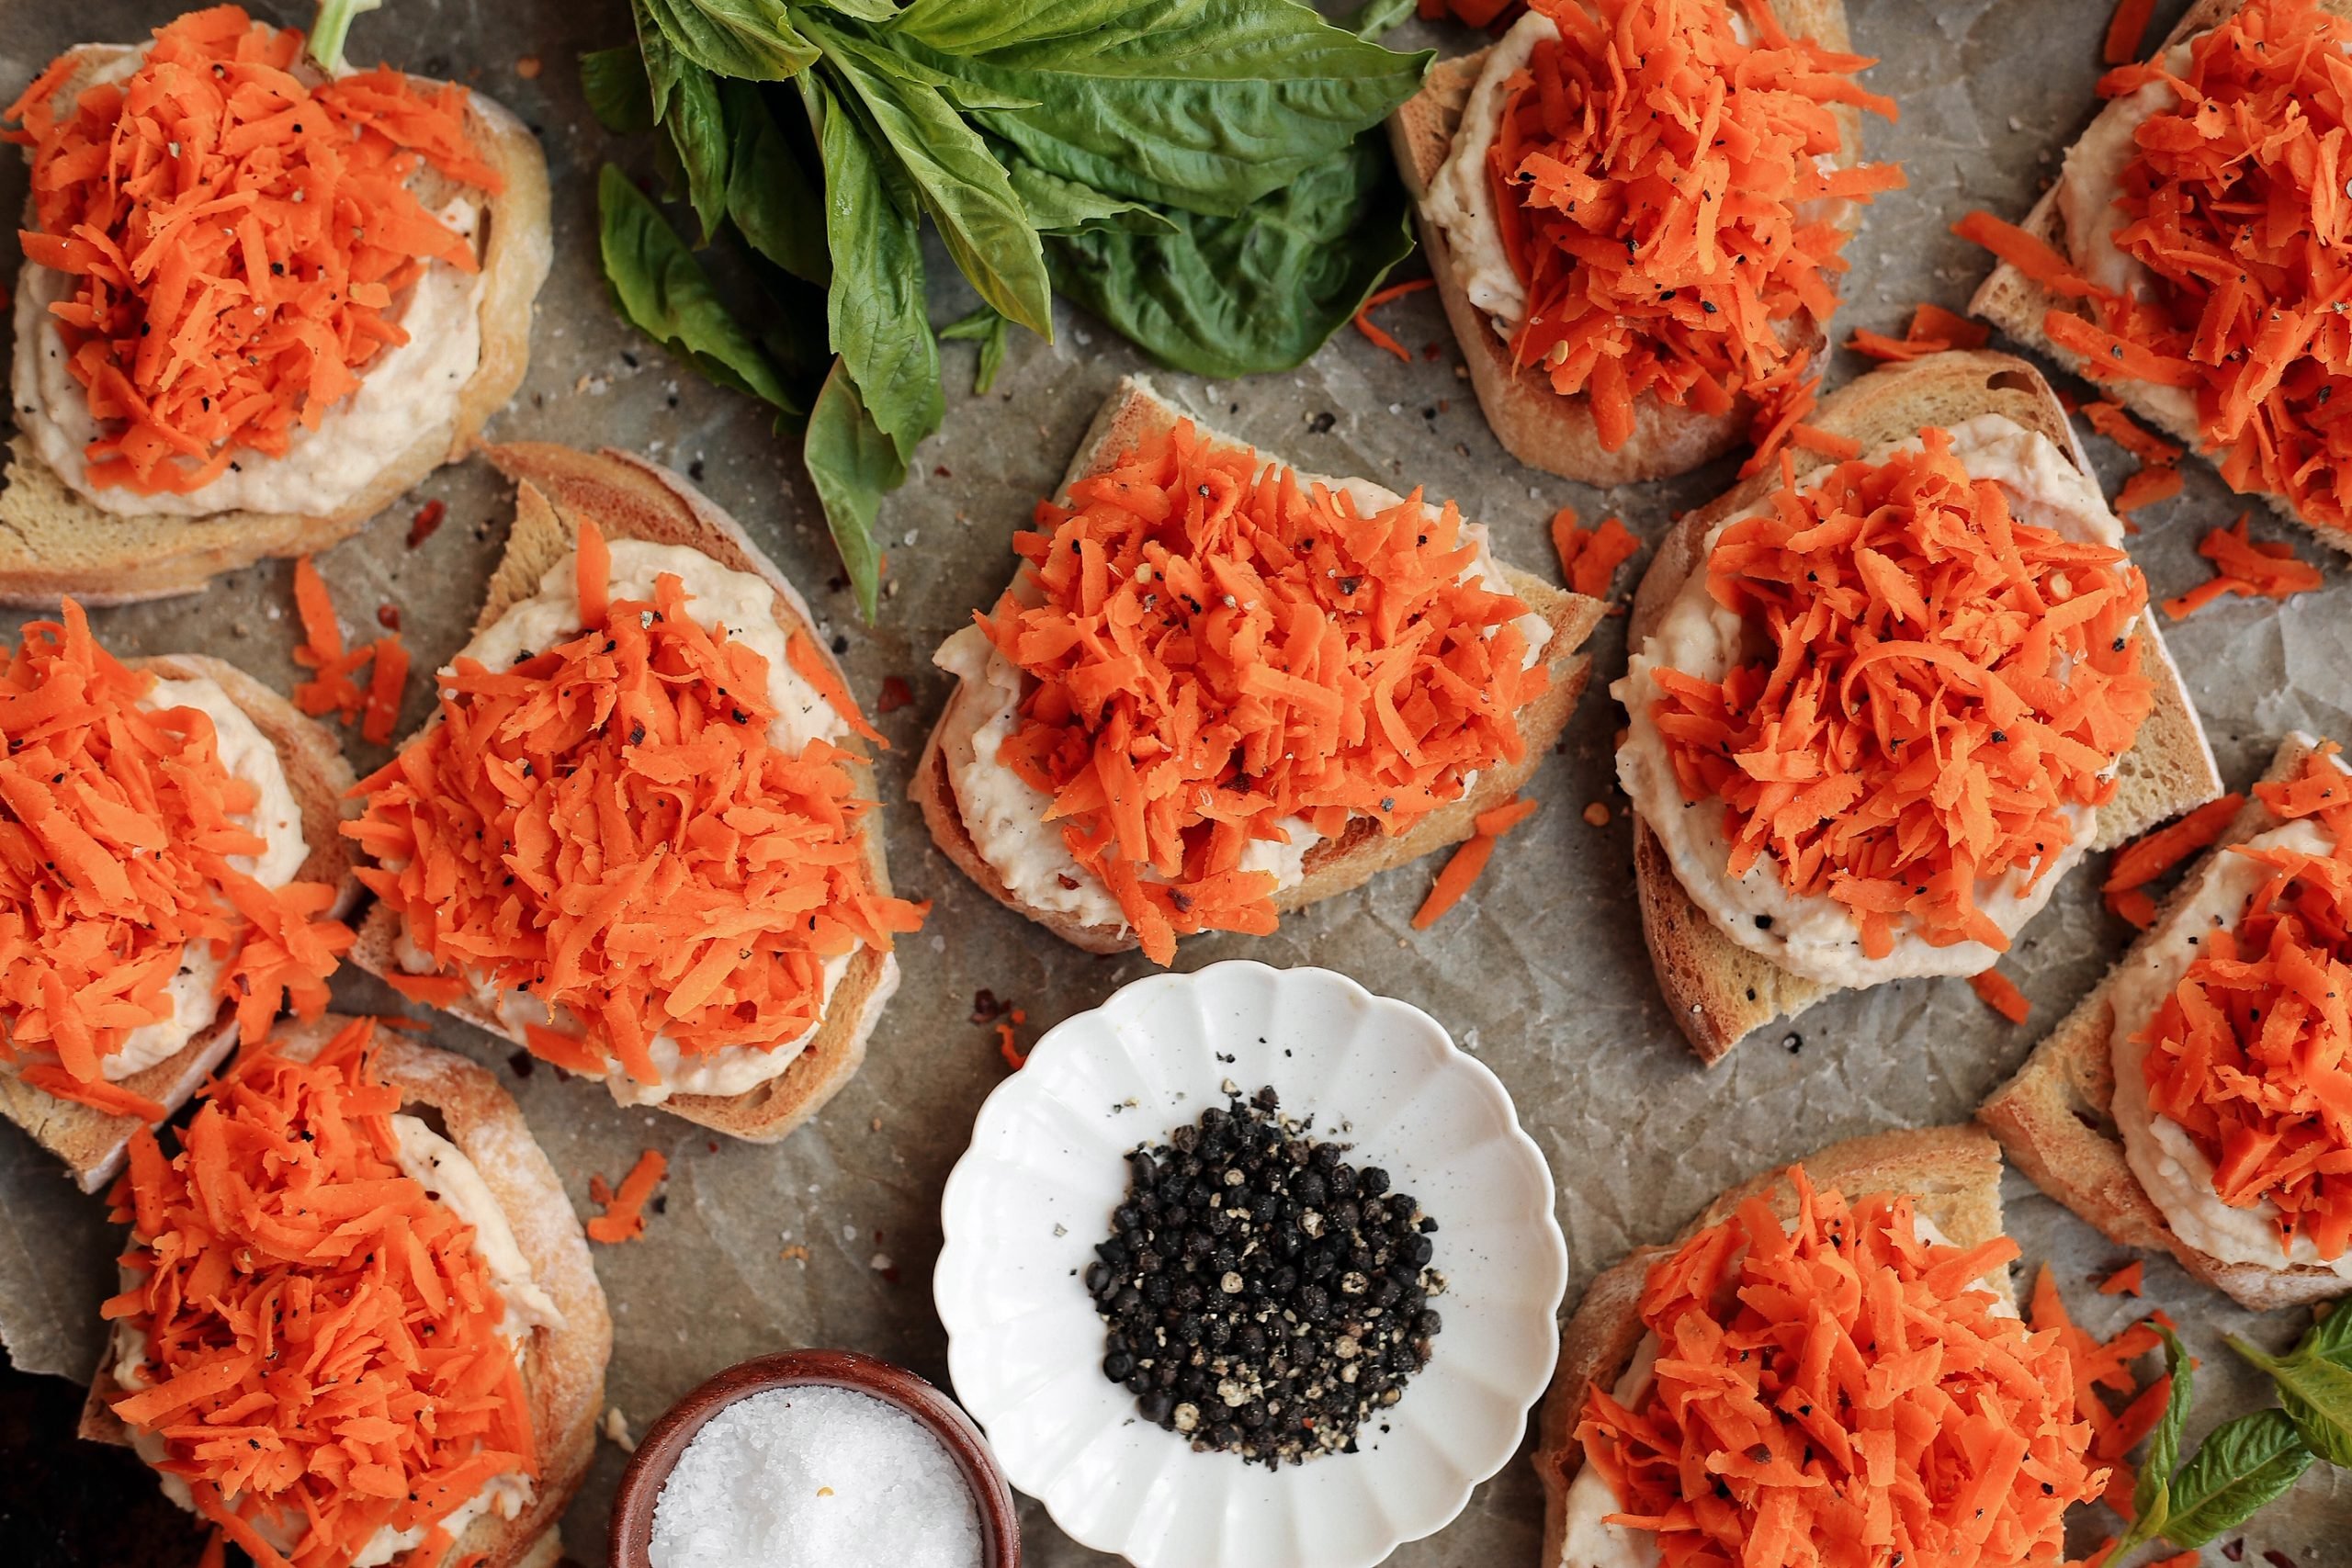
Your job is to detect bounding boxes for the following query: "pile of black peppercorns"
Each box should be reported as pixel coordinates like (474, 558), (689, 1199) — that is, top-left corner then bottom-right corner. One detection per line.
(1083, 1084), (1443, 1465)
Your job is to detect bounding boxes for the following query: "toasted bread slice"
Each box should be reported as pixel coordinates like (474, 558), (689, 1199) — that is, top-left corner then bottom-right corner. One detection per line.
(81, 1015), (609, 1568)
(1980, 733), (2348, 1312)
(912, 375), (1607, 955)
(0, 654), (358, 1191)
(345, 444), (901, 1143)
(1967, 0), (2351, 546)
(1385, 0), (1859, 486)
(1622, 350), (2221, 1063)
(0, 43), (553, 604)
(1532, 1124), (2006, 1568)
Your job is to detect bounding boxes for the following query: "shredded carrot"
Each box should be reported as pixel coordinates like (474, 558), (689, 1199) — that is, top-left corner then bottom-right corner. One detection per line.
(785, 629), (884, 747)
(2104, 795), (2244, 895)
(2105, 886), (2159, 929)
(1486, 0), (1898, 451)
(348, 519), (926, 1084)
(1577, 1169), (2102, 1568)
(2110, 464), (2180, 515)
(1951, 211), (2095, 300)
(979, 419), (1550, 964)
(291, 556), (412, 741)
(1845, 301), (1994, 362)
(1970, 968), (2031, 1024)
(2098, 1259), (2145, 1296)
(104, 1018), (536, 1567)
(586, 1148), (666, 1244)
(196, 1529), (224, 1568)
(2027, 1264), (2168, 1473)
(383, 970), (469, 1007)
(1649, 429), (2154, 958)
(1353, 276), (1435, 364)
(19, 1063), (168, 1122)
(1738, 351), (1834, 479)
(1419, 0), (1517, 25)
(997, 1021), (1026, 1070)
(360, 634), (409, 745)
(2082, 400), (2181, 470)
(2104, 0), (2157, 64)
(1412, 793), (1540, 929)
(2, 7), (500, 495)
(2162, 514), (2325, 620)
(1552, 508), (1641, 598)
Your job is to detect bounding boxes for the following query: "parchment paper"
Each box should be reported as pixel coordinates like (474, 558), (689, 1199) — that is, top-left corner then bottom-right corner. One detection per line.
(0, 0), (2344, 1562)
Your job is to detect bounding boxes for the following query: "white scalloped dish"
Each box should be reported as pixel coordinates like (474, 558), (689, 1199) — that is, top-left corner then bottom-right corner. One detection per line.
(934, 961), (1567, 1568)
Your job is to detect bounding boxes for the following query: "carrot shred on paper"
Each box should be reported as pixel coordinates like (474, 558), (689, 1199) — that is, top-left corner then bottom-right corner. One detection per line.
(2111, 464), (2181, 514)
(1846, 302), (1993, 361)
(2098, 1259), (2146, 1296)
(1552, 508), (1641, 598)
(2162, 514), (2324, 618)
(1352, 277), (1435, 364)
(291, 556), (410, 736)
(2083, 400), (2182, 468)
(1411, 834), (1497, 930)
(2103, 794), (2244, 894)
(2105, 886), (2159, 929)
(587, 1149), (669, 1244)
(1969, 969), (2031, 1024)
(2104, 0), (2157, 64)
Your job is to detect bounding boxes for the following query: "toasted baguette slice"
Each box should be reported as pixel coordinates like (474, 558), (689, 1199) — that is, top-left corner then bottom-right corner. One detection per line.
(80, 1014), (609, 1568)
(1385, 0), (1859, 486)
(912, 375), (1607, 955)
(1623, 350), (2222, 1063)
(1980, 734), (2348, 1312)
(345, 444), (900, 1143)
(0, 654), (357, 1191)
(1532, 1124), (2006, 1568)
(1967, 0), (2351, 547)
(0, 43), (553, 604)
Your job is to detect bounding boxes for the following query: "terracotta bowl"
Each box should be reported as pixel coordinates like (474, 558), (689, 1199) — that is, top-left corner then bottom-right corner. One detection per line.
(608, 1348), (1021, 1568)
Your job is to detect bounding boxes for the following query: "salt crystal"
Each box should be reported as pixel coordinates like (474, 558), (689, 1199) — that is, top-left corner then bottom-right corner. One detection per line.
(649, 1385), (982, 1568)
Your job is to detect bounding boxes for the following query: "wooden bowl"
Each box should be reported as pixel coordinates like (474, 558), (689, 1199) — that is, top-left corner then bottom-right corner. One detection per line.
(608, 1348), (1021, 1568)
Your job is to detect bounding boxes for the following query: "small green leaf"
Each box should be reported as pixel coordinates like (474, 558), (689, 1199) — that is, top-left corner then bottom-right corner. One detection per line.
(940, 303), (1010, 394)
(663, 56), (732, 243)
(804, 359), (905, 622)
(2132, 1325), (2197, 1534)
(580, 46), (656, 134)
(2158, 1409), (2313, 1548)
(596, 164), (796, 412)
(2237, 1328), (2352, 1469)
(1345, 0), (1418, 39)
(641, 0), (819, 81)
(723, 83), (830, 285)
(2299, 1299), (2352, 1365)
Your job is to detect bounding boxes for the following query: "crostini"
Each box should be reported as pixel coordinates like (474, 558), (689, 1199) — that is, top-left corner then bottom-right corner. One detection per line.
(83, 1015), (608, 1568)
(0, 5), (552, 604)
(1387, 0), (1895, 484)
(913, 376), (1606, 963)
(345, 445), (923, 1142)
(1983, 733), (2352, 1312)
(1967, 0), (2352, 547)
(1616, 351), (2220, 1061)
(0, 603), (356, 1190)
(1534, 1125), (2103, 1568)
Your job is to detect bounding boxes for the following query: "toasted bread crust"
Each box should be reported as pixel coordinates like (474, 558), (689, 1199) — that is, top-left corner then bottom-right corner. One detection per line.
(345, 445), (901, 1144)
(0, 47), (553, 604)
(0, 655), (358, 1191)
(912, 376), (1607, 955)
(1620, 351), (2222, 1062)
(1980, 734), (2351, 1312)
(1533, 1125), (2006, 1568)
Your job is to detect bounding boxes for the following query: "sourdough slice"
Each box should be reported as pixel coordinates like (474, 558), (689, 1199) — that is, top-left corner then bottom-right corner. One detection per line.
(912, 375), (1607, 955)
(1532, 1124), (2006, 1568)
(1979, 734), (2348, 1312)
(1385, 0), (1859, 486)
(1623, 350), (2221, 1063)
(345, 444), (901, 1144)
(80, 1015), (609, 1568)
(0, 43), (554, 604)
(1967, 0), (2351, 545)
(0, 654), (357, 1191)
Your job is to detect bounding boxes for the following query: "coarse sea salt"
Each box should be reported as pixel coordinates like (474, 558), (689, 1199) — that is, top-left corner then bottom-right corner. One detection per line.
(649, 1384), (983, 1568)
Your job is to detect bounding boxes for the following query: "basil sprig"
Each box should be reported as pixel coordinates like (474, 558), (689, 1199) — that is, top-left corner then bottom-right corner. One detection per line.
(586, 0), (1429, 618)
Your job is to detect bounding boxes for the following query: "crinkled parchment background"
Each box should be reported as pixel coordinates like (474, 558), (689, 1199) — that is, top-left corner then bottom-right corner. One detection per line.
(0, 0), (2346, 1562)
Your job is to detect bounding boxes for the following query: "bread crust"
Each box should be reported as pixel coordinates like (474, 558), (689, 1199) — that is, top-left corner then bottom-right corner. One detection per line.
(1384, 0), (1858, 485)
(1532, 1124), (2006, 1568)
(0, 46), (554, 604)
(1979, 733), (2351, 1312)
(1619, 350), (2222, 1062)
(81, 1016), (610, 1568)
(345, 444), (901, 1144)
(0, 654), (358, 1191)
(911, 375), (1608, 955)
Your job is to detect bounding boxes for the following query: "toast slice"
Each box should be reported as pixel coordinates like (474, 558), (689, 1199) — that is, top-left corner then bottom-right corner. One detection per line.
(345, 444), (902, 1144)
(0, 43), (554, 604)
(1532, 1124), (2007, 1568)
(1979, 733), (2348, 1312)
(80, 1015), (610, 1568)
(1385, 0), (1859, 486)
(911, 375), (1608, 955)
(1967, 0), (2351, 546)
(1623, 350), (2222, 1063)
(0, 653), (358, 1191)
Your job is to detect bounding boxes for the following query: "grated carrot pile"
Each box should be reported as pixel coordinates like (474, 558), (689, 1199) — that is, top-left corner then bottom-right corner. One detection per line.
(1549, 504), (1640, 597)
(2099, 792), (2243, 928)
(1648, 432), (2154, 957)
(1411, 792), (1540, 929)
(1970, 967), (2030, 1024)
(0, 600), (348, 1112)
(1487, 0), (1900, 452)
(978, 420), (1550, 964)
(1845, 301), (1992, 363)
(2161, 514), (2324, 620)
(346, 518), (927, 1085)
(1353, 276), (1435, 364)
(585, 1147), (665, 1244)
(103, 1017), (537, 1568)
(1577, 1168), (2103, 1568)
(289, 555), (410, 743)
(2, 6), (499, 495)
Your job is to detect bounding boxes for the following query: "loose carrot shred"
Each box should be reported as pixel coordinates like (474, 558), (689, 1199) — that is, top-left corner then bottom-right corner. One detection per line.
(1970, 968), (2031, 1024)
(2098, 1259), (2146, 1296)
(785, 628), (885, 747)
(2082, 400), (2182, 469)
(2111, 464), (2181, 514)
(2105, 886), (2159, 929)
(2104, 794), (2245, 894)
(1553, 509), (1641, 598)
(1352, 276), (1434, 364)
(997, 1020), (1027, 1070)
(105, 1019), (536, 1565)
(18, 1063), (167, 1123)
(196, 1529), (224, 1568)
(1411, 833), (1496, 930)
(1845, 302), (1993, 362)
(1951, 211), (2095, 299)
(2, 8), (500, 495)
(360, 634), (410, 746)
(291, 557), (409, 735)
(383, 970), (471, 1007)
(1419, 0), (1516, 25)
(2027, 1264), (2168, 1472)
(2104, 0), (2157, 64)
(2163, 513), (2325, 620)
(586, 1148), (667, 1244)
(1474, 795), (1541, 838)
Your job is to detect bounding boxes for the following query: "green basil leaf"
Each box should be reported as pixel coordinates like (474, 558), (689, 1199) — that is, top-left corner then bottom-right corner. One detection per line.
(806, 20), (1054, 338)
(596, 164), (796, 412)
(1345, 0), (1418, 38)
(2233, 1332), (2352, 1469)
(804, 358), (904, 621)
(1046, 130), (1411, 378)
(723, 82), (830, 283)
(1001, 152), (1176, 235)
(2298, 1300), (2352, 1366)
(642, 0), (819, 81)
(888, 0), (1428, 215)
(581, 46), (657, 134)
(809, 0), (904, 19)
(631, 0), (683, 120)
(940, 303), (1011, 394)
(2137, 1323), (2197, 1530)
(2159, 1409), (2314, 1548)
(663, 56), (731, 243)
